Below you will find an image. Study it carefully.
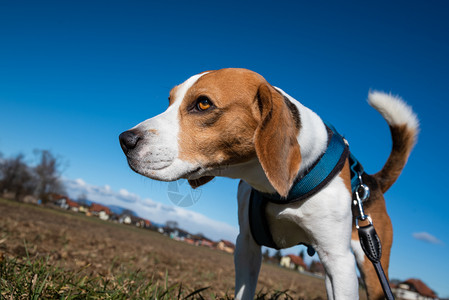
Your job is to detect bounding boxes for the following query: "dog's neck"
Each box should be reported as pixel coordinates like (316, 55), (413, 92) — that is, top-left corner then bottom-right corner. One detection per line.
(284, 90), (329, 177)
(218, 89), (329, 194)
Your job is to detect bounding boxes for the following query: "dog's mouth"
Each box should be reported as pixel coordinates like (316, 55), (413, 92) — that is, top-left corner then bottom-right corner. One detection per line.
(125, 155), (209, 183)
(126, 155), (173, 171)
(180, 166), (203, 179)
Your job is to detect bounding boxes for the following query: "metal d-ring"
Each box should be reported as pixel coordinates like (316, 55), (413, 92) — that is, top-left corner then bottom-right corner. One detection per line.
(356, 214), (373, 229)
(356, 183), (370, 202)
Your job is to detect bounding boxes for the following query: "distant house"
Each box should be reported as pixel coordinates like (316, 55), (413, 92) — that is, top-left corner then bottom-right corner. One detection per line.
(89, 203), (111, 220)
(309, 260), (325, 277)
(186, 233), (214, 248)
(280, 254), (308, 272)
(216, 240), (235, 254)
(164, 227), (192, 240)
(118, 214), (152, 229)
(49, 193), (67, 202)
(66, 199), (80, 212)
(109, 212), (119, 222)
(23, 195), (39, 204)
(184, 238), (196, 245)
(54, 196), (69, 209)
(77, 203), (89, 214)
(133, 217), (152, 228)
(54, 196), (79, 212)
(392, 278), (439, 300)
(119, 214), (132, 224)
(199, 238), (214, 248)
(164, 227), (191, 240)
(141, 218), (152, 229)
(175, 228), (191, 239)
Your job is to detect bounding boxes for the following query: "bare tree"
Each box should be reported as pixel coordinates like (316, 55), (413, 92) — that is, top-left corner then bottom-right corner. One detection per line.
(77, 193), (89, 206)
(121, 208), (136, 216)
(274, 250), (283, 264)
(0, 154), (35, 201)
(33, 150), (65, 203)
(299, 249), (305, 260)
(262, 249), (271, 261)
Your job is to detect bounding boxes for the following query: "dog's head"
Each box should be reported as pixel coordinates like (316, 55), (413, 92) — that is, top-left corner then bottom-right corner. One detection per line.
(119, 68), (301, 197)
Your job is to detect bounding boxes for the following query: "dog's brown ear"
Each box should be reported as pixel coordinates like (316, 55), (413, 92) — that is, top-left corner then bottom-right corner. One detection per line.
(188, 176), (215, 189)
(254, 84), (301, 197)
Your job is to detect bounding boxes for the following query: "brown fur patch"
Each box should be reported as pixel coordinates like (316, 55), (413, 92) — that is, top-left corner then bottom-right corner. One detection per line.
(175, 69), (301, 194)
(177, 69), (263, 169)
(283, 96), (301, 130)
(339, 159), (352, 193)
(374, 124), (417, 193)
(254, 84), (301, 197)
(168, 86), (179, 106)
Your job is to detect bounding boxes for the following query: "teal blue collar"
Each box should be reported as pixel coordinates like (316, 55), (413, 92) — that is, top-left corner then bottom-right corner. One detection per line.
(256, 123), (349, 204)
(249, 122), (365, 249)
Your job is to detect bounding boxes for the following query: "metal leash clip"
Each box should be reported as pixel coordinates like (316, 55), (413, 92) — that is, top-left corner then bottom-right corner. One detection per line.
(353, 172), (372, 229)
(352, 172), (395, 299)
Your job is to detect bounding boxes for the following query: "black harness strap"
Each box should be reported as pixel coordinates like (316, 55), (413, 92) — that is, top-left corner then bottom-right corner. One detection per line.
(249, 189), (278, 249)
(248, 121), (395, 300)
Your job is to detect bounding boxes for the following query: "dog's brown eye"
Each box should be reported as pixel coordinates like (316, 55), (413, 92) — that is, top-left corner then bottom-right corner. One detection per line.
(196, 97), (212, 111)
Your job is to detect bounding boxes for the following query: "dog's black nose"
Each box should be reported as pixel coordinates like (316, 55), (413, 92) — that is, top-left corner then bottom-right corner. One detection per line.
(119, 130), (141, 154)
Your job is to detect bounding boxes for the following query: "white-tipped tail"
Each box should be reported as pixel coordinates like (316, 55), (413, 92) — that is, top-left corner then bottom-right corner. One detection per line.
(368, 91), (419, 132)
(367, 90), (419, 193)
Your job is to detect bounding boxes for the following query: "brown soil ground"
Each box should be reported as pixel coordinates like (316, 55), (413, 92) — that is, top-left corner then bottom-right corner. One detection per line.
(0, 198), (366, 299)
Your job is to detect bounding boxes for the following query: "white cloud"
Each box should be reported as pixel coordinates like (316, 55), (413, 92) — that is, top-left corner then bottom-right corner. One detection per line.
(75, 178), (86, 186)
(62, 178), (238, 242)
(412, 232), (444, 245)
(119, 188), (130, 196)
(117, 188), (140, 203)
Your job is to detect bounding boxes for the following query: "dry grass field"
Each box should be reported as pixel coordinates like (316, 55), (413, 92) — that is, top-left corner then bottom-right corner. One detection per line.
(0, 198), (366, 299)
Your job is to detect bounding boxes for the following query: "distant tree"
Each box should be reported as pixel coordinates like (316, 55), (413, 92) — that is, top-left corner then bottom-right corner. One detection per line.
(274, 250), (283, 264)
(0, 153), (36, 201)
(299, 249), (305, 260)
(33, 150), (65, 203)
(122, 209), (135, 216)
(262, 249), (270, 261)
(76, 193), (90, 206)
(166, 220), (178, 229)
(309, 260), (325, 275)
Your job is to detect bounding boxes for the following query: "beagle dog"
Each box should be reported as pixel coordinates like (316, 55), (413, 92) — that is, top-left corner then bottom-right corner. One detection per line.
(119, 68), (418, 300)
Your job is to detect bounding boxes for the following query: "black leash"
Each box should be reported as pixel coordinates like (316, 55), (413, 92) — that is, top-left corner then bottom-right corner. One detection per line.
(353, 173), (395, 300)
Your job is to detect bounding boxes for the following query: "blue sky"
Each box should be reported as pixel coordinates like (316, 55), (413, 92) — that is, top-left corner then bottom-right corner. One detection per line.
(1, 0), (448, 297)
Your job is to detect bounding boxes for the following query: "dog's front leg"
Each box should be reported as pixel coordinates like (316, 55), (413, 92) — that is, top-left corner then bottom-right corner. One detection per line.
(316, 245), (358, 300)
(234, 181), (262, 300)
(311, 211), (359, 299)
(302, 181), (359, 300)
(234, 230), (262, 300)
